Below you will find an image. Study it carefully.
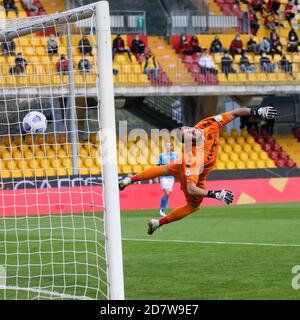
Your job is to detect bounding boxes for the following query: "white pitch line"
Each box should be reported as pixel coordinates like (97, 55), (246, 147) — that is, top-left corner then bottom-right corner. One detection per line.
(0, 285), (93, 300)
(122, 238), (300, 248)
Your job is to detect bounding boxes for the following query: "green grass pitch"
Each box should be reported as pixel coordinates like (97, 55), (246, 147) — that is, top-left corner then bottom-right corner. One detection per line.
(0, 202), (300, 300)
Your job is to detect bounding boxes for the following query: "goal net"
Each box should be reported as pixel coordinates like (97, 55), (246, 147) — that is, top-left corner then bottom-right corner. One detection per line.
(0, 1), (124, 300)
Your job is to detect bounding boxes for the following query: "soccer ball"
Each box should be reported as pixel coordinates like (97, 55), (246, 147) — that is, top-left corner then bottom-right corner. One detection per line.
(22, 111), (47, 134)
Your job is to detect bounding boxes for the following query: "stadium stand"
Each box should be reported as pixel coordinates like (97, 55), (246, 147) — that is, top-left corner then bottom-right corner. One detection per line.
(147, 36), (196, 86)
(251, 128), (296, 168)
(0, 0), (298, 179)
(274, 133), (300, 167)
(216, 128), (276, 169)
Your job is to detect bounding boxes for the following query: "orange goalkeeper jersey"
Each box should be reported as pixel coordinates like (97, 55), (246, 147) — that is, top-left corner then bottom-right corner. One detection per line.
(167, 112), (234, 190)
(186, 112), (234, 185)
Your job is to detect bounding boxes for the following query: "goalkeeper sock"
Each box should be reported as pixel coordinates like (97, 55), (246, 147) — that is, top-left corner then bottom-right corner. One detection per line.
(160, 196), (168, 211)
(159, 204), (198, 226)
(131, 166), (167, 182)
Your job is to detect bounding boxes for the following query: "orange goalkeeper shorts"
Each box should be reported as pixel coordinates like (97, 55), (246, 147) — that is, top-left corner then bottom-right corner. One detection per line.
(166, 162), (205, 208)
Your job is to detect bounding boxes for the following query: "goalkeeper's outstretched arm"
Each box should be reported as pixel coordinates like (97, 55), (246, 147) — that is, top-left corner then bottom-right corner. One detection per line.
(186, 183), (234, 205)
(229, 106), (277, 119)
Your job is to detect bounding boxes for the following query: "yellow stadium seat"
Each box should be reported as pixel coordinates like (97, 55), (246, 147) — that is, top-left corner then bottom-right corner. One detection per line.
(273, 54), (281, 62)
(5, 160), (17, 170)
(236, 161), (246, 169)
(62, 158), (72, 167)
(237, 73), (247, 82)
(28, 159), (39, 169)
(17, 38), (30, 46)
(1, 136), (11, 146)
(227, 73), (238, 82)
(127, 74), (139, 85)
(84, 158), (93, 168)
(219, 137), (226, 145)
(46, 149), (56, 158)
(38, 159), (49, 169)
(259, 151), (269, 160)
(132, 64), (142, 73)
(114, 54), (128, 62)
(246, 161), (256, 169)
(253, 144), (262, 152)
(12, 149), (22, 159)
(217, 73), (227, 83)
(30, 37), (41, 46)
(1, 170), (11, 178)
(247, 73), (257, 82)
(35, 169), (45, 177)
(256, 160), (266, 168)
(46, 168), (57, 176)
(79, 148), (89, 157)
(36, 46), (46, 56)
(246, 136), (255, 145)
(267, 73), (277, 82)
(57, 168), (68, 176)
(13, 136), (22, 146)
(220, 153), (229, 162)
(35, 150), (45, 158)
(276, 72), (288, 82)
(233, 144), (242, 153)
(94, 158), (101, 167)
(89, 167), (100, 175)
(139, 74), (149, 84)
(51, 158), (61, 168)
(12, 170), (23, 178)
(226, 161), (235, 169)
(236, 136), (245, 144)
(122, 165), (132, 174)
(216, 162), (226, 170)
(17, 76), (30, 87)
(24, 47), (35, 56)
(223, 145), (232, 153)
(226, 137), (235, 146)
(230, 153), (239, 161)
(250, 153), (259, 161)
(2, 151), (12, 160)
(5, 76), (17, 87)
(121, 64), (132, 74)
(18, 12), (28, 19)
(132, 165), (143, 173)
(266, 159), (276, 168)
(84, 73), (97, 86)
(243, 144), (252, 152)
(80, 168), (89, 175)
(16, 159), (28, 170)
(240, 152), (249, 161)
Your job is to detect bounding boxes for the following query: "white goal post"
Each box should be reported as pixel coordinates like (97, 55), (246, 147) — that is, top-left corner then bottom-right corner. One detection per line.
(95, 1), (124, 300)
(0, 1), (124, 300)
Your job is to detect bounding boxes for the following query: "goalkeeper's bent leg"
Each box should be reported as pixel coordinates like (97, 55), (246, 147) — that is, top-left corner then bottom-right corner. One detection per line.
(119, 165), (170, 191)
(131, 165), (169, 182)
(159, 204), (199, 226)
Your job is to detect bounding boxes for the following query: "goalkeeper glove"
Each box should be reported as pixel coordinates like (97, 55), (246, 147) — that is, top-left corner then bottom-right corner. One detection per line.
(250, 106), (277, 119)
(207, 190), (234, 205)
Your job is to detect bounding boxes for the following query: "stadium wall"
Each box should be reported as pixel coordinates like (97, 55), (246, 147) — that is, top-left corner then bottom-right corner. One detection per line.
(0, 177), (299, 216)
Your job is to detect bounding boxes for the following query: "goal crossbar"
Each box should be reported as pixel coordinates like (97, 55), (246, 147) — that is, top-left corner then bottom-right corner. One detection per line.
(0, 3), (96, 42)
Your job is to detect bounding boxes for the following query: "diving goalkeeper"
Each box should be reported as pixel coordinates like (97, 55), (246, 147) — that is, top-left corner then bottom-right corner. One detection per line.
(119, 106), (277, 235)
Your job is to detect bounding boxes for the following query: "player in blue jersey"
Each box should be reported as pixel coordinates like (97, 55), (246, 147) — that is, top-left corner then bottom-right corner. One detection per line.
(157, 142), (178, 217)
